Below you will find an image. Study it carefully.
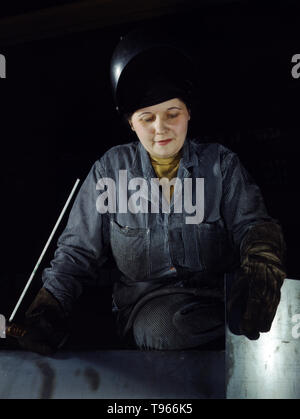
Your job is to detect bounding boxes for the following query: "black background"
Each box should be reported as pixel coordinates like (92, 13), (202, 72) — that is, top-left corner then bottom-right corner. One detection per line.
(1, 0), (300, 348)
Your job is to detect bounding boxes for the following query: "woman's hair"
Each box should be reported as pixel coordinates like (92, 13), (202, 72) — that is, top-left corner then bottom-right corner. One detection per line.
(123, 111), (134, 124)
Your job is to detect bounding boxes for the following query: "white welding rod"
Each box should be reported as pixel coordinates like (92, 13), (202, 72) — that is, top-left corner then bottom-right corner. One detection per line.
(9, 178), (80, 322)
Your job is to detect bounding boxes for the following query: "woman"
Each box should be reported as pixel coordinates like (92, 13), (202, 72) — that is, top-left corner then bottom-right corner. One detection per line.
(16, 29), (286, 355)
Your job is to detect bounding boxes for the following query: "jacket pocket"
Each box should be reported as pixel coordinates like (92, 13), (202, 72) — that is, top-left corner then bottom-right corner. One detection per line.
(110, 220), (150, 281)
(196, 219), (235, 272)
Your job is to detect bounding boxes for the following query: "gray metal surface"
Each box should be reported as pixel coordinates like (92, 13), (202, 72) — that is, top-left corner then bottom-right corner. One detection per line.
(0, 349), (225, 399)
(2, 278), (299, 399)
(226, 278), (300, 399)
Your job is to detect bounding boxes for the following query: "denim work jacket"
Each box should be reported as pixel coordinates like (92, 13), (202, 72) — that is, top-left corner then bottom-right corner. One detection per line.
(42, 138), (274, 316)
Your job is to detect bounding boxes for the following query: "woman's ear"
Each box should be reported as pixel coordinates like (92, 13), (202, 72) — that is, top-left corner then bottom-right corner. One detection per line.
(128, 118), (135, 131)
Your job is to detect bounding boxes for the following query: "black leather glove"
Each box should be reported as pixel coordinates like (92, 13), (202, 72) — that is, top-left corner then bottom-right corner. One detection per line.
(16, 287), (69, 355)
(227, 222), (286, 340)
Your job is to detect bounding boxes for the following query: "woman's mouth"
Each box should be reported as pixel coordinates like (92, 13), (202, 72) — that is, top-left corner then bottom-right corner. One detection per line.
(156, 139), (172, 146)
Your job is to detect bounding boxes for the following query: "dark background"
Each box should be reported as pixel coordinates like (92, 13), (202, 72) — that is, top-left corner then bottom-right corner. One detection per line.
(1, 0), (300, 348)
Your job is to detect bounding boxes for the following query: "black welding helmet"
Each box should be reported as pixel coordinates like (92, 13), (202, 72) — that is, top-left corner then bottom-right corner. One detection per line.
(110, 25), (197, 115)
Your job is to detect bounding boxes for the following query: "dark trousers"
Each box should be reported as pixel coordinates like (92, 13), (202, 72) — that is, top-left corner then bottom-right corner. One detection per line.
(131, 291), (225, 350)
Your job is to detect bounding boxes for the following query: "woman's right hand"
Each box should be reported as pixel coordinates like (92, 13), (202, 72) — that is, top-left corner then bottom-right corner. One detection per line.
(12, 287), (69, 355)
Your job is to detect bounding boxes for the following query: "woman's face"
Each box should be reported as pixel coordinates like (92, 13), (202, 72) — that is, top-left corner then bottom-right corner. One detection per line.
(129, 98), (190, 158)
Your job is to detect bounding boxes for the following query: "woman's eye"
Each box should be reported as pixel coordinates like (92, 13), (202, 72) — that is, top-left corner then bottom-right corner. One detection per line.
(141, 113), (179, 122)
(142, 117), (154, 122)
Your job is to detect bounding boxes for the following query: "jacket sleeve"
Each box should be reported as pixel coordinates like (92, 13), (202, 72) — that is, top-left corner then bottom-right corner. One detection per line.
(219, 146), (276, 249)
(42, 159), (111, 315)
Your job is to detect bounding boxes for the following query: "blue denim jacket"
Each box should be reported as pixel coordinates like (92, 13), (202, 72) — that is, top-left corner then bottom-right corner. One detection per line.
(42, 138), (274, 315)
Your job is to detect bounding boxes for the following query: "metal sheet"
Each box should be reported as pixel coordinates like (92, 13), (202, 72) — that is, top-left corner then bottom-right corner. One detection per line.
(2, 279), (299, 399)
(0, 349), (225, 399)
(226, 278), (300, 399)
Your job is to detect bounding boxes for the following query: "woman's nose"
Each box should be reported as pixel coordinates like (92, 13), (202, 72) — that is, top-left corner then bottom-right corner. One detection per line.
(154, 117), (168, 134)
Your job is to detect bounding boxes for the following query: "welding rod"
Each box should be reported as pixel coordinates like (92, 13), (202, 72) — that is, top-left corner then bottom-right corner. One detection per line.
(9, 178), (80, 322)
